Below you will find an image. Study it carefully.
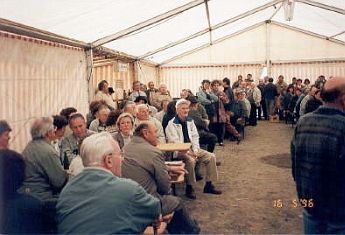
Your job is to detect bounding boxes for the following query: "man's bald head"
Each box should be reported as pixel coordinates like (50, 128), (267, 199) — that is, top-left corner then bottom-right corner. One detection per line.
(321, 77), (345, 103)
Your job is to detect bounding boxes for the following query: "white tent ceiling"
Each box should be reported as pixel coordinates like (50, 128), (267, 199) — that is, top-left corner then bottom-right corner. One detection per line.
(1, 0), (344, 64)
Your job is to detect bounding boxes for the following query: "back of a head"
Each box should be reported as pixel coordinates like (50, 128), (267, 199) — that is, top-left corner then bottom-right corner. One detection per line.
(30, 117), (54, 140)
(60, 107), (77, 120)
(268, 78), (274, 83)
(53, 115), (68, 130)
(0, 149), (25, 200)
(80, 132), (117, 167)
(223, 77), (230, 86)
(320, 77), (345, 103)
(0, 120), (12, 135)
(166, 100), (177, 115)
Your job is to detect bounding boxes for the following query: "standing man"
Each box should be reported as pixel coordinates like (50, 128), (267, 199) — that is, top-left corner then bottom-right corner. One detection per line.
(257, 79), (267, 120)
(165, 99), (221, 199)
(57, 132), (161, 234)
(291, 77), (345, 234)
(263, 77), (278, 118)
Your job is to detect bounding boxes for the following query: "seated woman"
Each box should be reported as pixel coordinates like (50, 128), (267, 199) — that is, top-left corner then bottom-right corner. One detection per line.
(113, 112), (134, 149)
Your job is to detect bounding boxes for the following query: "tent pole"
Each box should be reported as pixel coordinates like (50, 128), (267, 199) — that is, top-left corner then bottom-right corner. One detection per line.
(139, 0), (283, 59)
(86, 48), (94, 103)
(91, 0), (205, 47)
(266, 21), (271, 77)
(330, 30), (345, 38)
(159, 22), (265, 65)
(271, 21), (345, 46)
(296, 0), (345, 15)
(204, 0), (213, 45)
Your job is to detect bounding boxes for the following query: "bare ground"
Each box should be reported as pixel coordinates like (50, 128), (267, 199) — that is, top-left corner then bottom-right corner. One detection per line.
(178, 120), (303, 234)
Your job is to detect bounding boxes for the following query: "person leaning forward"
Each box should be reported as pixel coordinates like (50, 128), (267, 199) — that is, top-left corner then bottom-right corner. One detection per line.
(122, 122), (200, 234)
(56, 132), (161, 234)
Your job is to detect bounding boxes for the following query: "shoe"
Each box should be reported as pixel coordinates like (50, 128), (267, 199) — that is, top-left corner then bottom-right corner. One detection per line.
(185, 185), (196, 200)
(203, 182), (222, 195)
(196, 174), (203, 181)
(219, 142), (224, 146)
(216, 161), (221, 166)
(236, 137), (241, 145)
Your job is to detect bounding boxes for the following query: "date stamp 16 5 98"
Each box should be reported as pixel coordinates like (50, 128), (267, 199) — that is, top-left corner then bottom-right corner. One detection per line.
(273, 199), (314, 208)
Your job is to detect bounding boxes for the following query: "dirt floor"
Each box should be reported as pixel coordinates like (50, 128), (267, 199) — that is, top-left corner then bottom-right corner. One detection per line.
(179, 120), (303, 234)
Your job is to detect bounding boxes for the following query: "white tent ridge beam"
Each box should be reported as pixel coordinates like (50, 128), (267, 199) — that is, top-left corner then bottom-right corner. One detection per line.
(159, 21), (266, 66)
(139, 0), (283, 59)
(271, 21), (345, 46)
(204, 0), (213, 45)
(296, 0), (345, 15)
(0, 18), (88, 49)
(269, 2), (283, 20)
(91, 0), (206, 48)
(330, 30), (345, 38)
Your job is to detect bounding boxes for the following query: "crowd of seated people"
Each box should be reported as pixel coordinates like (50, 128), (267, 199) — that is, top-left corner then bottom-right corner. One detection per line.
(0, 75), (329, 234)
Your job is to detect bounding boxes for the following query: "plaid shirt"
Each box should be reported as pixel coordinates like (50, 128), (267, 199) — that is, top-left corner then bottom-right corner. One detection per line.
(291, 105), (345, 221)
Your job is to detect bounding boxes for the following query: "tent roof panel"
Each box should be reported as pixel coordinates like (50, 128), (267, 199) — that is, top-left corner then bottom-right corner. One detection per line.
(313, 0), (345, 9)
(212, 7), (275, 41)
(148, 33), (209, 63)
(0, 0), (191, 42)
(208, 0), (274, 25)
(272, 2), (345, 39)
(103, 4), (208, 56)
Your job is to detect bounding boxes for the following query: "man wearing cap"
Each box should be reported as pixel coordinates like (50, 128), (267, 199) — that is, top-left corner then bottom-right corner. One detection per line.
(0, 120), (12, 150)
(165, 99), (222, 199)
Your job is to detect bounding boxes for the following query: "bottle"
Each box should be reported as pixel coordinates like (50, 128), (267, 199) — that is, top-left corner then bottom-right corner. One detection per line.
(63, 152), (70, 170)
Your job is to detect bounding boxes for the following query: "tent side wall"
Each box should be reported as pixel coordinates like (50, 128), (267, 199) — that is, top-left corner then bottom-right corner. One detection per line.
(160, 64), (262, 98)
(160, 23), (345, 91)
(137, 62), (160, 87)
(92, 60), (135, 101)
(0, 31), (89, 152)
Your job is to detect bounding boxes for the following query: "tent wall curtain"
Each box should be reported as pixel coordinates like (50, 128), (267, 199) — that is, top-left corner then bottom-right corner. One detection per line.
(271, 60), (345, 83)
(160, 64), (263, 98)
(0, 31), (88, 152)
(137, 62), (160, 87)
(92, 60), (135, 100)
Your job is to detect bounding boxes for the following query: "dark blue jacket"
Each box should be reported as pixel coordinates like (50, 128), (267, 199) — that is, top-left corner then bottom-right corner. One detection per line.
(291, 105), (345, 221)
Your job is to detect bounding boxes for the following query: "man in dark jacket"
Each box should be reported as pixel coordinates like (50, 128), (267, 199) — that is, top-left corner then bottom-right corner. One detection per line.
(291, 77), (345, 234)
(263, 77), (278, 118)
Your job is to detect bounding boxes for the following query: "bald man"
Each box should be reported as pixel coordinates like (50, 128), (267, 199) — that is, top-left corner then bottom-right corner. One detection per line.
(291, 77), (345, 234)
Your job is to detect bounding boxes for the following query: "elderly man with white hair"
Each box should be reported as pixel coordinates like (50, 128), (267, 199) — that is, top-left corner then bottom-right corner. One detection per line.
(165, 99), (222, 199)
(18, 117), (68, 202)
(134, 104), (166, 143)
(152, 83), (172, 110)
(56, 132), (161, 234)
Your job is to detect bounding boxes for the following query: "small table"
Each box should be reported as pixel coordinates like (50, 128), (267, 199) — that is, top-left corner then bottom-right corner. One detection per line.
(157, 143), (191, 152)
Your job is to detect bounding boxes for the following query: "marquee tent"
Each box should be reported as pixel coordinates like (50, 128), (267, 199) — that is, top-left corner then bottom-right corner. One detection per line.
(1, 0), (345, 150)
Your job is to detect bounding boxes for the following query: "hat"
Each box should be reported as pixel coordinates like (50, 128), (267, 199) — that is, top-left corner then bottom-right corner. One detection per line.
(186, 96), (198, 104)
(0, 120), (12, 134)
(175, 98), (191, 108)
